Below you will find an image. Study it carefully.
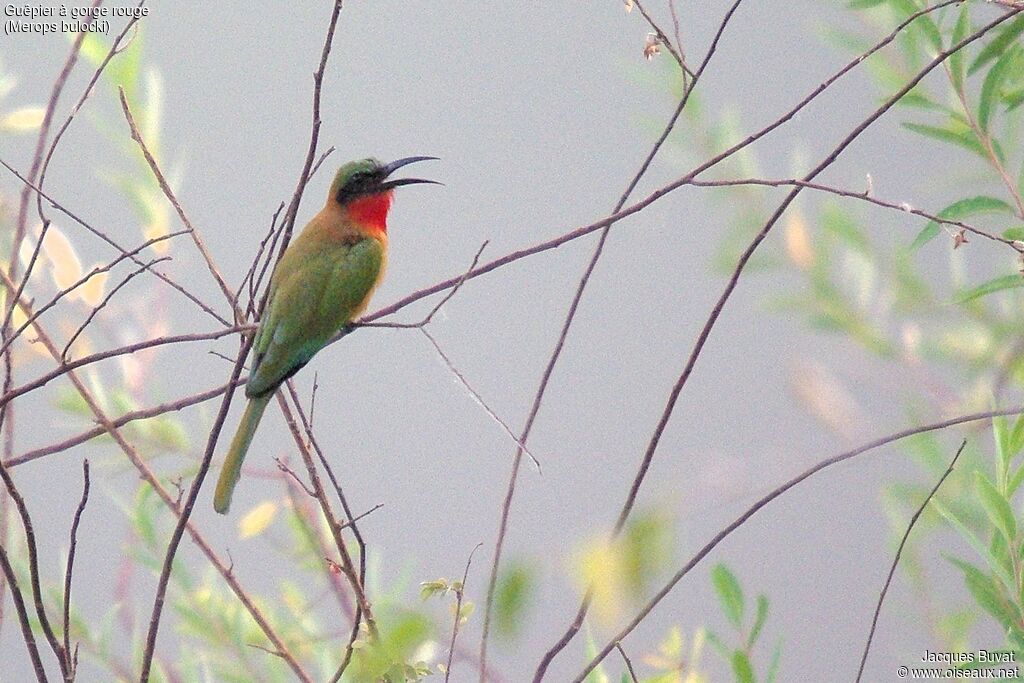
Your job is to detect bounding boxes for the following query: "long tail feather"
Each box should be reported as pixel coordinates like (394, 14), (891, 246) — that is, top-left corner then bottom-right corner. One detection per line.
(213, 395), (271, 514)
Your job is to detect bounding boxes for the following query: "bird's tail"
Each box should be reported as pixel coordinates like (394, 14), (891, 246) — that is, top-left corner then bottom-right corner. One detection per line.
(213, 394), (271, 514)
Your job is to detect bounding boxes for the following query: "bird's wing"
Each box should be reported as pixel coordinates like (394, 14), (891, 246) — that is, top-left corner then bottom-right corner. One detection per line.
(246, 237), (384, 397)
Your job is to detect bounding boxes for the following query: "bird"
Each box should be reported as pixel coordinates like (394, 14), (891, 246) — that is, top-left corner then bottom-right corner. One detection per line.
(213, 156), (438, 514)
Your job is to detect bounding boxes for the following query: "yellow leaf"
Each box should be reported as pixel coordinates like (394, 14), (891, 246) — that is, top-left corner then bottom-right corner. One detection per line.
(1, 106), (45, 132)
(143, 211), (171, 255)
(575, 536), (625, 624)
(238, 500), (278, 539)
(18, 226), (45, 272)
(11, 302), (48, 358)
(76, 268), (109, 307)
(783, 207), (814, 270)
(41, 226), (82, 291)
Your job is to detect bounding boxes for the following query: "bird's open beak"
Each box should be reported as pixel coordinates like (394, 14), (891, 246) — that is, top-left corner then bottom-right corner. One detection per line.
(379, 156), (441, 190)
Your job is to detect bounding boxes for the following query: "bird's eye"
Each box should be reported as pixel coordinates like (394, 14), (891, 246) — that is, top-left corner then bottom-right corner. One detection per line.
(349, 171), (374, 187)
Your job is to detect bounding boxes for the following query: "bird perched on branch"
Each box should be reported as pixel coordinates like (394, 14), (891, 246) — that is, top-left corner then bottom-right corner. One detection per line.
(214, 156), (439, 514)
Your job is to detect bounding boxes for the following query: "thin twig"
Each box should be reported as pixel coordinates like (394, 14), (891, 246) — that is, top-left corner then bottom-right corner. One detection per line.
(855, 439), (968, 682)
(277, 0), (345, 255)
(277, 388), (378, 636)
(615, 642), (639, 682)
(0, 442), (67, 678)
(61, 257), (171, 361)
(62, 459), (91, 682)
(237, 202), (284, 318)
(575, 410), (1022, 679)
(445, 543), (483, 683)
(0, 157), (230, 327)
(686, 176), (1024, 252)
(540, 3), (1012, 676)
(422, 328), (541, 470)
(119, 89), (237, 310)
(0, 542), (48, 682)
(6, 378), (242, 467)
(0, 327), (250, 422)
(0, 270), (312, 682)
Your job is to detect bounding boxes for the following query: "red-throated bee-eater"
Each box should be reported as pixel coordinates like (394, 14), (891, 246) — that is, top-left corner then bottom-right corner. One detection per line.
(213, 156), (438, 514)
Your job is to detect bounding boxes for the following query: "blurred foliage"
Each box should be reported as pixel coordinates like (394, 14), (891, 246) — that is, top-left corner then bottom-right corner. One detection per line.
(651, 0), (1024, 677)
(705, 565), (780, 683)
(575, 508), (674, 625)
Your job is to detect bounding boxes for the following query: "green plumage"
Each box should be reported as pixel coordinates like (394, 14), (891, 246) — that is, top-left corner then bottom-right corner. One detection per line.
(246, 235), (385, 397)
(213, 155), (435, 514)
(213, 233), (383, 514)
(213, 160), (390, 514)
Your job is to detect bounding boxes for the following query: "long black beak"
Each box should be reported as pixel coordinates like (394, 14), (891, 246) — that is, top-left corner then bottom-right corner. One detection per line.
(379, 156), (441, 191)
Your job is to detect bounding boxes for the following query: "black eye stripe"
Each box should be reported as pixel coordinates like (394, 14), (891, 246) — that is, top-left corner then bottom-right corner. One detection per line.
(336, 168), (383, 204)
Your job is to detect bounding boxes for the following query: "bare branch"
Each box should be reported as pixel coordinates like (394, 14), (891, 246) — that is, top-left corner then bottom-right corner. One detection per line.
(0, 158), (230, 327)
(615, 642), (639, 683)
(62, 459), (91, 682)
(855, 439), (968, 682)
(540, 4), (1017, 675)
(686, 177), (1024, 252)
(0, 439), (67, 677)
(7, 379), (242, 468)
(0, 327), (250, 428)
(61, 257), (171, 361)
(0, 542), (48, 682)
(445, 543), (483, 683)
(575, 409), (1022, 679)
(119, 88), (237, 311)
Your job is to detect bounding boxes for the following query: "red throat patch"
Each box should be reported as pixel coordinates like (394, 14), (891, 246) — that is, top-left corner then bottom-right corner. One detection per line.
(346, 192), (393, 233)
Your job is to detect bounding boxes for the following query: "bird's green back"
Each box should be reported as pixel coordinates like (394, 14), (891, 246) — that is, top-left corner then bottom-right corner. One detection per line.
(246, 230), (384, 398)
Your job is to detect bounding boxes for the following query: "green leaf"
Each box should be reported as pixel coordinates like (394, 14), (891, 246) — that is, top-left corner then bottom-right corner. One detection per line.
(1009, 464), (1024, 499)
(1019, 156), (1024, 198)
(975, 472), (1017, 545)
(848, 0), (888, 8)
(912, 195), (1013, 250)
(1012, 412), (1024, 465)
(892, 0), (941, 52)
(947, 556), (1021, 631)
(419, 579), (449, 600)
(949, 4), (971, 92)
(766, 640), (783, 683)
(1007, 87), (1024, 112)
(712, 564), (745, 630)
(933, 500), (1016, 590)
(979, 46), (1022, 132)
(747, 594), (770, 650)
(1003, 226), (1024, 241)
(822, 203), (870, 253)
(911, 223), (941, 251)
(732, 650), (756, 683)
(954, 274), (1024, 304)
(902, 121), (987, 159)
(970, 16), (1024, 75)
(583, 627), (609, 683)
(494, 562), (533, 639)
